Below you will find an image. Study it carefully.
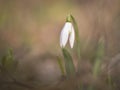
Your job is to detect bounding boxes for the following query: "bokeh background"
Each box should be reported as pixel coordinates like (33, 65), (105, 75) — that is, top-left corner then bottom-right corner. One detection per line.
(0, 0), (120, 90)
(0, 0), (80, 55)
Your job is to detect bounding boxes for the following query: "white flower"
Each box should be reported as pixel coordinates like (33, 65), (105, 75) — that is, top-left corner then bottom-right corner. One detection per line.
(60, 22), (75, 48)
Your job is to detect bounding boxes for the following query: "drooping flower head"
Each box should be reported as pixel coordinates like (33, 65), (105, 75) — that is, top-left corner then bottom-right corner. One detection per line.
(60, 15), (75, 48)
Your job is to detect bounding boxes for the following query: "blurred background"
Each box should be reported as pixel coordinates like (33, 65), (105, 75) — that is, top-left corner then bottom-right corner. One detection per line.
(0, 0), (120, 90)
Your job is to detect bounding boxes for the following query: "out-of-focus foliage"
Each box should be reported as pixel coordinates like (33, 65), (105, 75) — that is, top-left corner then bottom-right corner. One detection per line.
(0, 48), (18, 73)
(93, 37), (105, 77)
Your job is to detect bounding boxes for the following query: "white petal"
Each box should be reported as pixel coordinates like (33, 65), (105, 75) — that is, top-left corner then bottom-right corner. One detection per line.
(69, 24), (75, 48)
(60, 22), (71, 48)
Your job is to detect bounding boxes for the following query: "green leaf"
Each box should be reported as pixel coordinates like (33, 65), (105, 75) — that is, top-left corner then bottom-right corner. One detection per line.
(70, 14), (81, 73)
(62, 48), (75, 77)
(93, 60), (101, 77)
(93, 37), (105, 77)
(57, 56), (65, 76)
(96, 37), (105, 60)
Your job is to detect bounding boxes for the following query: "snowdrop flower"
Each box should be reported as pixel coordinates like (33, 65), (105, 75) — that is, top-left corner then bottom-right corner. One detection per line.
(60, 22), (75, 48)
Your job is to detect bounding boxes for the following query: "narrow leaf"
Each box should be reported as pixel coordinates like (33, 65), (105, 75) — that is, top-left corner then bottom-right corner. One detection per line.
(57, 56), (65, 76)
(93, 37), (105, 77)
(62, 48), (75, 77)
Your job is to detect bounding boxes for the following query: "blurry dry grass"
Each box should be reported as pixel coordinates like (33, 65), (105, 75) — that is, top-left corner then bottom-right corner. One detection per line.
(0, 0), (120, 90)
